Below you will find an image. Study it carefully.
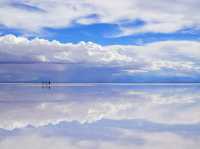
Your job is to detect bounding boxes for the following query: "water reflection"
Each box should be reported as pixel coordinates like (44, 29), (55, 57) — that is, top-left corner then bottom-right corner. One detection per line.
(0, 84), (200, 149)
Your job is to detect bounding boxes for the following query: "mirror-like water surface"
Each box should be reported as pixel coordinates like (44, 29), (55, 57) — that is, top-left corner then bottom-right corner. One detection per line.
(0, 84), (200, 149)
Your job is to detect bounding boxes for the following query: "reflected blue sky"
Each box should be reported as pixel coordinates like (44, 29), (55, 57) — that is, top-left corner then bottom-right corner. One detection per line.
(0, 84), (200, 149)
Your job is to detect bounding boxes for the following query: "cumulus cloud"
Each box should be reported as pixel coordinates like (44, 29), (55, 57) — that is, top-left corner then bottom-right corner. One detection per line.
(0, 34), (200, 80)
(0, 34), (130, 64)
(0, 0), (199, 35)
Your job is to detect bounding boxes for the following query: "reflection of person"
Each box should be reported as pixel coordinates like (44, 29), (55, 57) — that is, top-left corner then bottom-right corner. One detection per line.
(41, 81), (51, 88)
(48, 81), (51, 88)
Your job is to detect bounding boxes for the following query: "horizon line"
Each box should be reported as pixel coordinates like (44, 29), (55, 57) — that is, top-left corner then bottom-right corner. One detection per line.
(1, 82), (200, 86)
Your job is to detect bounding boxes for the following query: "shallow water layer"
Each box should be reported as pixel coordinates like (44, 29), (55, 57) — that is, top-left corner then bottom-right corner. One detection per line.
(0, 84), (200, 149)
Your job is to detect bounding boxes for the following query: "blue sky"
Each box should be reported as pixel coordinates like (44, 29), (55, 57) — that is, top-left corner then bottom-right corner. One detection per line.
(0, 0), (200, 82)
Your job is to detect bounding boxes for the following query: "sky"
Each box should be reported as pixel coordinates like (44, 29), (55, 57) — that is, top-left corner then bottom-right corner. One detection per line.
(0, 0), (200, 82)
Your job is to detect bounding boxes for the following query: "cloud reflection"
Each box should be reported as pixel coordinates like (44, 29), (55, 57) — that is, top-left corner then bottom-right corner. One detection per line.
(0, 84), (200, 148)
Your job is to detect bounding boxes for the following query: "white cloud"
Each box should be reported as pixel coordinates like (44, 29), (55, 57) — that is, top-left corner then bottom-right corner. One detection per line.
(0, 34), (200, 76)
(0, 0), (199, 35)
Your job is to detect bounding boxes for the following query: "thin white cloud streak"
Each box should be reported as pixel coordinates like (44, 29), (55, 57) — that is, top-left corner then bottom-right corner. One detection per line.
(0, 0), (200, 35)
(0, 34), (200, 75)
